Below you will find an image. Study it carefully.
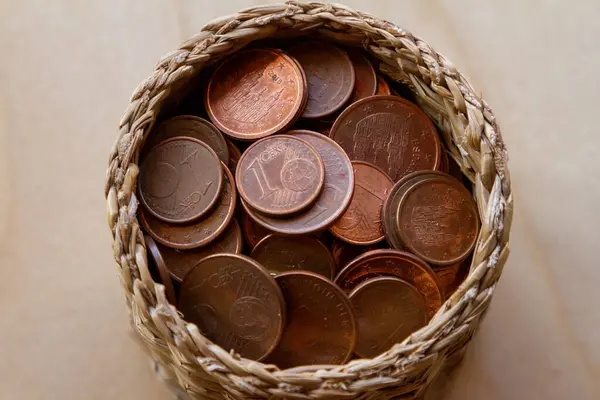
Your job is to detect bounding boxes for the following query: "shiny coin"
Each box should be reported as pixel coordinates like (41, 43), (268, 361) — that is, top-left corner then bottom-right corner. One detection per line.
(179, 254), (285, 361)
(205, 49), (306, 140)
(250, 234), (335, 279)
(139, 137), (223, 224)
(157, 220), (243, 283)
(265, 271), (357, 368)
(375, 75), (391, 95)
(349, 276), (428, 358)
(144, 235), (177, 305)
(334, 249), (443, 319)
(330, 96), (441, 181)
(347, 48), (377, 103)
(236, 135), (325, 216)
(225, 138), (242, 173)
(140, 163), (236, 249)
(396, 174), (479, 265)
(144, 115), (229, 165)
(330, 161), (393, 245)
(243, 130), (354, 235)
(288, 41), (355, 119)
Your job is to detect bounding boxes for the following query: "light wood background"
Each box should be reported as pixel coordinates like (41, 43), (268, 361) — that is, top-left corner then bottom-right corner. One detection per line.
(1, 1), (599, 399)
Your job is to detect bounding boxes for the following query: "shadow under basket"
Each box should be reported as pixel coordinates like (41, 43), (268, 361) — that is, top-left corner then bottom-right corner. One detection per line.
(105, 2), (513, 399)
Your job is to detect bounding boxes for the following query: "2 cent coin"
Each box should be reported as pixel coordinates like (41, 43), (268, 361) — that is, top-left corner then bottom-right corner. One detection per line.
(250, 234), (335, 279)
(236, 135), (325, 216)
(179, 254), (285, 361)
(265, 271), (357, 368)
(349, 277), (428, 358)
(139, 136), (223, 224)
(330, 96), (441, 181)
(330, 161), (393, 245)
(205, 49), (306, 140)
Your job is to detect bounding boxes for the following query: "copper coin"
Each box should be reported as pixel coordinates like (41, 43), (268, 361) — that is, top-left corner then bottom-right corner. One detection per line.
(158, 220), (243, 283)
(396, 174), (479, 265)
(179, 254), (285, 361)
(334, 249), (443, 319)
(250, 234), (335, 279)
(144, 235), (177, 305)
(330, 239), (382, 273)
(330, 161), (393, 245)
(382, 171), (449, 249)
(241, 210), (273, 250)
(349, 277), (428, 358)
(329, 96), (442, 181)
(205, 49), (305, 140)
(243, 130), (354, 235)
(225, 138), (242, 173)
(139, 137), (223, 224)
(288, 41), (355, 119)
(236, 135), (325, 216)
(265, 271), (357, 368)
(347, 48), (377, 103)
(375, 75), (391, 96)
(140, 163), (236, 250)
(435, 258), (470, 300)
(144, 115), (229, 165)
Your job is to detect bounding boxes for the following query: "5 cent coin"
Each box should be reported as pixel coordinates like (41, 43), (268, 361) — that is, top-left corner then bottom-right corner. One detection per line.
(349, 277), (428, 358)
(250, 234), (335, 279)
(179, 254), (285, 361)
(330, 161), (393, 245)
(139, 136), (223, 224)
(265, 271), (357, 368)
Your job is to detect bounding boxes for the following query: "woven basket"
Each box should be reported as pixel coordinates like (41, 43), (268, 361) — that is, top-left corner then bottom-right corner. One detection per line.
(105, 2), (513, 399)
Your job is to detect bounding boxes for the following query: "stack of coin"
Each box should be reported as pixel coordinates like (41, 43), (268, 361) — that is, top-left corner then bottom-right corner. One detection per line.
(137, 41), (479, 368)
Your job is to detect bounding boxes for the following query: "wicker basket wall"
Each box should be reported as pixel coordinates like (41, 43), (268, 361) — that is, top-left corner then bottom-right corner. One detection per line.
(104, 2), (513, 399)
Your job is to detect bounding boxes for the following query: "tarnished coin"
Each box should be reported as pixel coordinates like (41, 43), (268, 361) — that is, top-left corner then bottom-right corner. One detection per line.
(250, 234), (335, 279)
(375, 75), (391, 96)
(436, 258), (470, 300)
(397, 175), (479, 265)
(139, 137), (223, 224)
(243, 130), (354, 235)
(140, 163), (236, 250)
(144, 235), (177, 305)
(205, 49), (306, 140)
(144, 115), (229, 165)
(329, 96), (442, 181)
(265, 271), (357, 368)
(330, 161), (393, 245)
(288, 41), (355, 119)
(236, 135), (325, 216)
(334, 249), (443, 319)
(157, 220), (243, 283)
(330, 239), (382, 273)
(347, 48), (377, 103)
(349, 277), (428, 358)
(179, 254), (285, 361)
(225, 138), (242, 173)
(241, 210), (273, 250)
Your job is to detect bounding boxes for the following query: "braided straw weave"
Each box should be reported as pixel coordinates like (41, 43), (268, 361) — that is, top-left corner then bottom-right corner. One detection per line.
(105, 2), (513, 398)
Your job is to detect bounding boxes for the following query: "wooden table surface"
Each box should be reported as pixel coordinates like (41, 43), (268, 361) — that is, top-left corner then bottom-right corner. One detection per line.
(1, 1), (599, 399)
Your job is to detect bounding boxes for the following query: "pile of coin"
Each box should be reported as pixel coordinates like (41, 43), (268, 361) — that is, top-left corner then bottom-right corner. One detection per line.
(138, 42), (479, 367)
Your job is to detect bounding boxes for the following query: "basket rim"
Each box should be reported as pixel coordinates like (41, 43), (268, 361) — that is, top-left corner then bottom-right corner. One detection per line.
(105, 1), (513, 398)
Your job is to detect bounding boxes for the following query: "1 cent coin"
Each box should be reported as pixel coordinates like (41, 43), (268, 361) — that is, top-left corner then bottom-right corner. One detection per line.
(139, 136), (223, 224)
(396, 175), (479, 265)
(330, 161), (393, 245)
(250, 234), (335, 279)
(144, 115), (229, 165)
(157, 220), (243, 283)
(205, 49), (306, 140)
(288, 41), (355, 119)
(265, 271), (357, 368)
(242, 130), (354, 235)
(349, 277), (428, 358)
(375, 75), (391, 96)
(144, 235), (177, 305)
(334, 249), (443, 319)
(236, 135), (325, 216)
(140, 163), (236, 250)
(179, 254), (285, 361)
(329, 96), (442, 181)
(347, 48), (377, 103)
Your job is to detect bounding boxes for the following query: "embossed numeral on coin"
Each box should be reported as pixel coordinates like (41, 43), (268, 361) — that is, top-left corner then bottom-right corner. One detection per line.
(247, 157), (279, 200)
